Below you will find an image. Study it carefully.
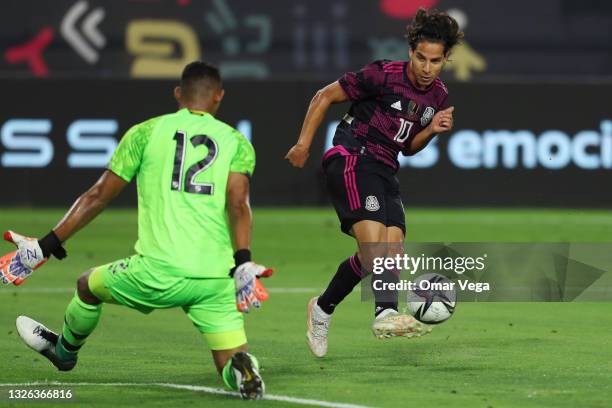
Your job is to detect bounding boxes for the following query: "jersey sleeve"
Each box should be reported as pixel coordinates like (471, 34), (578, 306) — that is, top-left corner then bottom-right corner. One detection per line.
(440, 94), (450, 110)
(436, 79), (450, 110)
(338, 60), (386, 101)
(229, 132), (256, 177)
(108, 120), (155, 182)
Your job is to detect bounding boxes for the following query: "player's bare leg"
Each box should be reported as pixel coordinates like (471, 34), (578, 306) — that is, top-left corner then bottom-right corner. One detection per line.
(214, 344), (265, 400)
(16, 269), (103, 371)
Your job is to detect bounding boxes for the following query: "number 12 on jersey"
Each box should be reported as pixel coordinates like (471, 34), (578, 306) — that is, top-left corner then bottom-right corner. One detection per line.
(171, 131), (218, 195)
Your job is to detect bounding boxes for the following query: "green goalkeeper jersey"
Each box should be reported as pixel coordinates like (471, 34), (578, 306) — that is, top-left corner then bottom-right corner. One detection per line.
(108, 108), (255, 278)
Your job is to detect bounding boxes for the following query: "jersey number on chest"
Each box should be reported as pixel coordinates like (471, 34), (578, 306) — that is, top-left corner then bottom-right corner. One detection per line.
(393, 118), (414, 144)
(171, 131), (218, 195)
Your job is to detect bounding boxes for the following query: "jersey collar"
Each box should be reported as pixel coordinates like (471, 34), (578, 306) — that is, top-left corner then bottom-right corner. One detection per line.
(181, 108), (210, 117)
(188, 109), (208, 116)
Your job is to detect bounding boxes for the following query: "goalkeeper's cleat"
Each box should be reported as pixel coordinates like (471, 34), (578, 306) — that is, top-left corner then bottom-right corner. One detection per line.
(306, 297), (331, 358)
(371, 309), (432, 339)
(15, 316), (76, 372)
(231, 352), (264, 400)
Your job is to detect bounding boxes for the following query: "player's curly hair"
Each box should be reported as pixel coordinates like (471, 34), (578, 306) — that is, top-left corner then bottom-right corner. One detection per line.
(406, 8), (464, 54)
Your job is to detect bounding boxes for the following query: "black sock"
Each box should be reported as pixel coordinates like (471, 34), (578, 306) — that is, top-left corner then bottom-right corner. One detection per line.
(317, 254), (363, 315)
(372, 269), (399, 316)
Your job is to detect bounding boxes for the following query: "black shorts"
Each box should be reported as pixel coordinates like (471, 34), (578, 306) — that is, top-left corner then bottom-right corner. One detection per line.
(323, 151), (406, 236)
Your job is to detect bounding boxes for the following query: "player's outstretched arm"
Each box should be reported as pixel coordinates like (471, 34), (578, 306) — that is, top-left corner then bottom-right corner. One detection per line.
(53, 170), (128, 242)
(285, 81), (349, 168)
(226, 172), (272, 313)
(403, 106), (455, 156)
(1, 170), (127, 286)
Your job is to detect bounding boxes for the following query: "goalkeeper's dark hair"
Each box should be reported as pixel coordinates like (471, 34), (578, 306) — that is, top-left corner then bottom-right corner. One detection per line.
(180, 61), (222, 99)
(406, 8), (463, 55)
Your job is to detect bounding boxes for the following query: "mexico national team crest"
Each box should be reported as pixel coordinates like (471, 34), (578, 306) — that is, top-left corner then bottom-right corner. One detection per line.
(421, 106), (435, 126)
(365, 196), (380, 212)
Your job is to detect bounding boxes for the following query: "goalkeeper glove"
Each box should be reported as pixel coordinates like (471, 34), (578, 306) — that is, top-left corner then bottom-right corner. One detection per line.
(0, 230), (66, 286)
(231, 249), (273, 313)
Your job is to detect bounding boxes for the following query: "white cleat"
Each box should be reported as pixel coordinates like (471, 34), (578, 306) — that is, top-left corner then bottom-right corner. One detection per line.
(15, 315), (76, 371)
(306, 297), (331, 357)
(16, 316), (54, 352)
(371, 309), (432, 339)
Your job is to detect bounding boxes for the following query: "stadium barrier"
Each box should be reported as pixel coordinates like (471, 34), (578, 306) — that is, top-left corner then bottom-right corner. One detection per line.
(1, 80), (610, 207)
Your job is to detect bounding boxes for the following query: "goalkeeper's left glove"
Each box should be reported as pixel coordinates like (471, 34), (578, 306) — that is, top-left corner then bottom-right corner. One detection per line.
(0, 230), (66, 286)
(231, 249), (273, 313)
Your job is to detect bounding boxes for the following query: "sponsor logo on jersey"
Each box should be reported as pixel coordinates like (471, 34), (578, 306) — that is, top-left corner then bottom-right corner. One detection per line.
(391, 100), (402, 111)
(365, 196), (380, 212)
(421, 106), (435, 126)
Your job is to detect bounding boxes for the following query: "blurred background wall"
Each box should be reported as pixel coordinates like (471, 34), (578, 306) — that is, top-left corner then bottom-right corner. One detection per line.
(0, 0), (610, 206)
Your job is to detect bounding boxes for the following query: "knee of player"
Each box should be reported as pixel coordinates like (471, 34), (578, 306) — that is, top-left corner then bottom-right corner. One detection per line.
(385, 226), (405, 243)
(76, 270), (99, 304)
(356, 250), (382, 275)
(76, 273), (89, 292)
(386, 243), (405, 260)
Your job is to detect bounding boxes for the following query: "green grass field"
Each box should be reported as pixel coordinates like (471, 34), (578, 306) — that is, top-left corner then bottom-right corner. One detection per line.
(1, 208), (611, 407)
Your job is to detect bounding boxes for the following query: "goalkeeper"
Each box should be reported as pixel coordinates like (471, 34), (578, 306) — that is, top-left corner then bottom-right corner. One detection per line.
(1, 61), (271, 400)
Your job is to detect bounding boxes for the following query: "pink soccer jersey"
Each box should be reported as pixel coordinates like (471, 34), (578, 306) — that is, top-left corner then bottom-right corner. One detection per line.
(335, 60), (449, 172)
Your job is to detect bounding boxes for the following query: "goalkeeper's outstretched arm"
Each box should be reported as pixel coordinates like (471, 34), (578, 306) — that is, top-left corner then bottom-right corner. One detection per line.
(1, 170), (127, 285)
(53, 170), (128, 242)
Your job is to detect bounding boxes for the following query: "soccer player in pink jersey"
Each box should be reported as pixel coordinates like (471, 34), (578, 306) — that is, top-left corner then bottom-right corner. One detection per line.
(286, 8), (463, 357)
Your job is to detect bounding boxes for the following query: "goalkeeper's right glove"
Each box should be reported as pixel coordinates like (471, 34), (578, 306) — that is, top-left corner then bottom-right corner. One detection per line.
(1, 230), (66, 286)
(231, 249), (273, 313)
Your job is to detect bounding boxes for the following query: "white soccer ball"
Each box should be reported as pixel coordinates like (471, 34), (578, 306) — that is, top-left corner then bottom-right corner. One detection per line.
(406, 273), (457, 324)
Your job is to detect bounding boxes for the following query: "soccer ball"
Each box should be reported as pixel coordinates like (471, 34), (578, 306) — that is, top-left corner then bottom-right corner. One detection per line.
(406, 273), (456, 324)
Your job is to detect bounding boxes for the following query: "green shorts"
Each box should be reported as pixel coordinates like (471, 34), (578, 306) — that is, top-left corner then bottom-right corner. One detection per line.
(88, 255), (246, 350)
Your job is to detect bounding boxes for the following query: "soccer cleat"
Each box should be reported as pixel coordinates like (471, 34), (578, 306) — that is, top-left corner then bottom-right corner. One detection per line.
(15, 316), (77, 371)
(231, 352), (264, 400)
(306, 297), (331, 357)
(371, 309), (432, 339)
